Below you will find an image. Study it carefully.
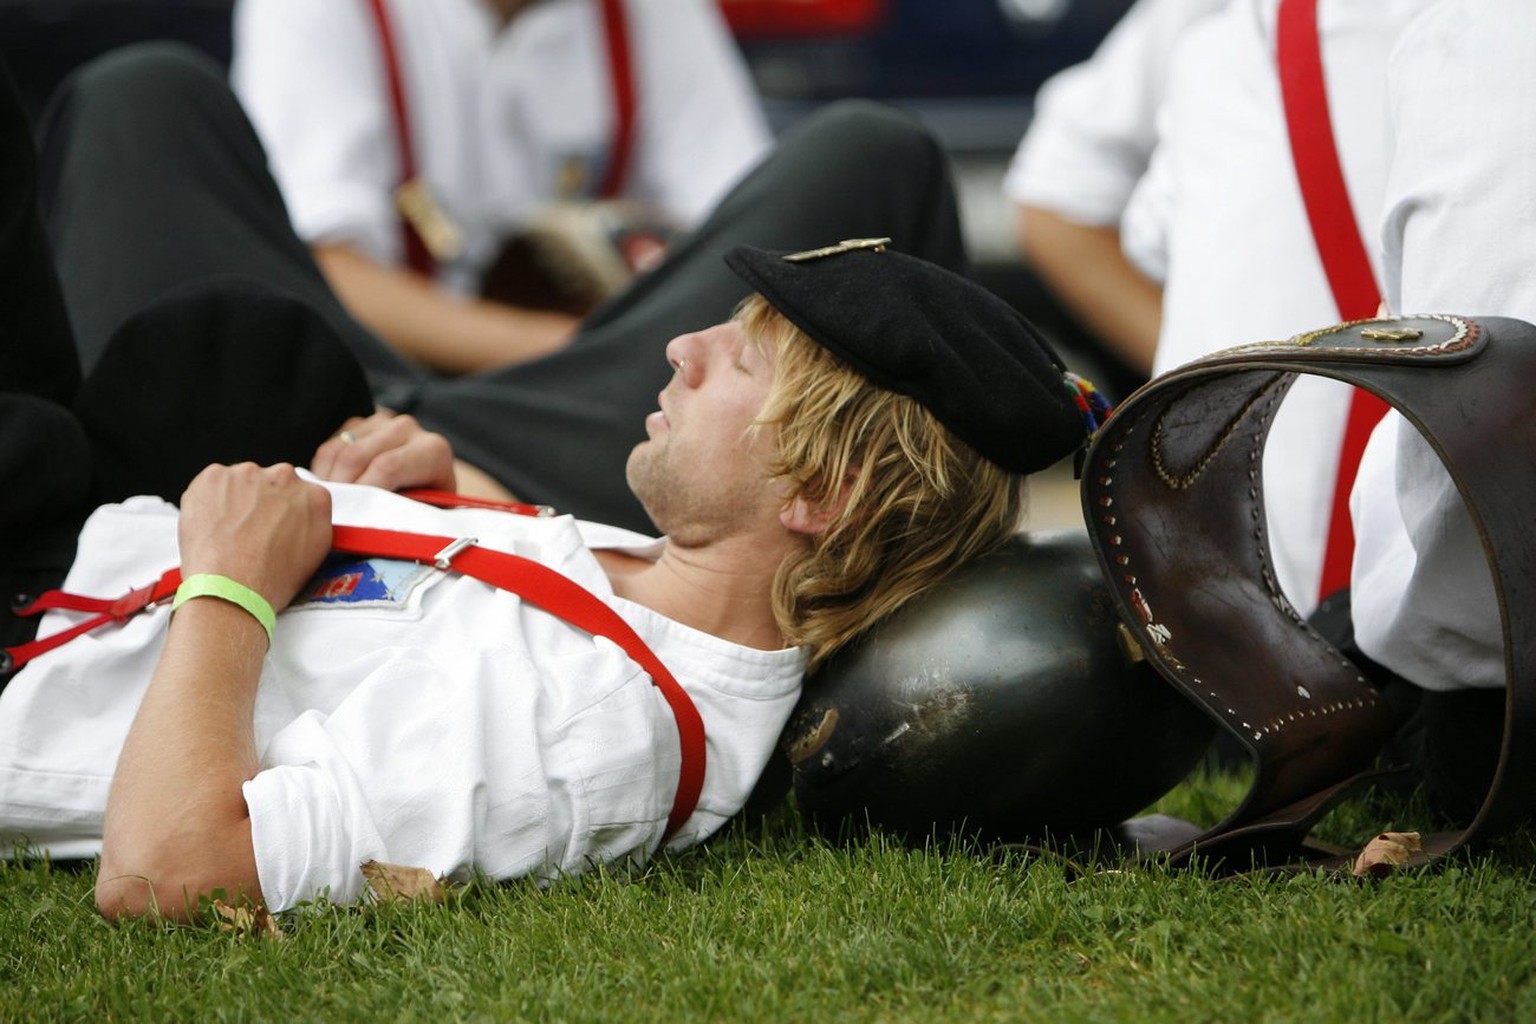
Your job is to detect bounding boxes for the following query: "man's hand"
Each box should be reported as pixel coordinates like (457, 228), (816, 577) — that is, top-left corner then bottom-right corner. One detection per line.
(178, 463), (333, 615)
(310, 410), (457, 494)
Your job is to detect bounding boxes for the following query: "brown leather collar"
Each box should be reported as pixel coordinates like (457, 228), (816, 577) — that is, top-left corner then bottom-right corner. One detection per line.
(1085, 314), (1536, 866)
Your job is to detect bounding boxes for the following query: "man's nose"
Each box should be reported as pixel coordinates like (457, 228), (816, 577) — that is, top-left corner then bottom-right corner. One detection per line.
(665, 333), (704, 386)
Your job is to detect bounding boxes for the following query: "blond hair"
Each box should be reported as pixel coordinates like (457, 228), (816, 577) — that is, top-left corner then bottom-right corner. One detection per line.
(739, 295), (1027, 668)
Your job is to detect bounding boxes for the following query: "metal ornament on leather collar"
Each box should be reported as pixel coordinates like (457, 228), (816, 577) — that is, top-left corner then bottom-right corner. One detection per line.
(1082, 314), (1536, 868)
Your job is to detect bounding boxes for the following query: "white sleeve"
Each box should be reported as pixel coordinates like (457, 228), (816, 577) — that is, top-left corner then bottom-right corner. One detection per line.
(1378, 0), (1536, 328)
(230, 0), (400, 262)
(624, 0), (772, 227)
(1351, 0), (1536, 690)
(1118, 133), (1173, 285)
(1350, 414), (1501, 691)
(243, 654), (473, 911)
(1003, 0), (1225, 227)
(243, 646), (557, 911)
(1118, 1), (1228, 287)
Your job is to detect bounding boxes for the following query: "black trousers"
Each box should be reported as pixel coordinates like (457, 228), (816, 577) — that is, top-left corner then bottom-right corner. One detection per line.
(38, 43), (969, 534)
(0, 49), (372, 660)
(1311, 590), (1508, 827)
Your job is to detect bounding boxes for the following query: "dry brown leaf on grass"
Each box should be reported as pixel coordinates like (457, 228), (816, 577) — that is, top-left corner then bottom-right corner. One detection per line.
(209, 899), (285, 940)
(361, 859), (450, 904)
(1352, 831), (1423, 878)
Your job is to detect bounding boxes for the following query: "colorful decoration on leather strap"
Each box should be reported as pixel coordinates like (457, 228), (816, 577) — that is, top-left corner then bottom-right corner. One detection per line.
(1065, 373), (1113, 437)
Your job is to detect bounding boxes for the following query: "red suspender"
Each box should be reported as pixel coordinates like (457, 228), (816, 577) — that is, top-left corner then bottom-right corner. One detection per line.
(327, 523), (706, 842)
(3, 508), (706, 841)
(397, 486), (553, 517)
(1277, 0), (1389, 603)
(2, 570), (183, 676)
(596, 0), (637, 198)
(1279, 0), (1379, 316)
(363, 0), (437, 277)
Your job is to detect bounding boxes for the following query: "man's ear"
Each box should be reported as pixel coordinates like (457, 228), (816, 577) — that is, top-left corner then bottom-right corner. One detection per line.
(779, 472), (856, 536)
(779, 495), (835, 536)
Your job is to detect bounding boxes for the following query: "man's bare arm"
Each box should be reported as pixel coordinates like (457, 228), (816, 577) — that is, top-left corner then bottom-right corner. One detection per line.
(96, 464), (333, 922)
(95, 593), (266, 922)
(1016, 206), (1162, 376)
(315, 243), (579, 375)
(450, 459), (518, 501)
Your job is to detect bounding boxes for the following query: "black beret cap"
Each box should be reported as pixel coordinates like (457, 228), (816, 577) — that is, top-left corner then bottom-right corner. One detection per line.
(723, 239), (1096, 474)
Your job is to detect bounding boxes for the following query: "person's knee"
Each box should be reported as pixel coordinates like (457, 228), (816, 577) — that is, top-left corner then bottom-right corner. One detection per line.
(790, 99), (946, 176)
(0, 394), (91, 537)
(75, 276), (374, 504)
(46, 42), (225, 133)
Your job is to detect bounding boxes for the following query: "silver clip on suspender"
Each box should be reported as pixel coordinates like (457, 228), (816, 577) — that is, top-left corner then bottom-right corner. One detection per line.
(432, 536), (477, 570)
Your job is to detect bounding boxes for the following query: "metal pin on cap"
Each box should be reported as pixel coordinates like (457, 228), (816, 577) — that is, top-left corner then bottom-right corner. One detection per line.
(782, 237), (891, 262)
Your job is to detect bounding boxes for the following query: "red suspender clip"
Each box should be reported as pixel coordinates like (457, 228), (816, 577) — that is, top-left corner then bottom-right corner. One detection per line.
(1, 569), (181, 677)
(2, 501), (706, 841)
(1276, 0), (1390, 603)
(363, 0), (439, 278)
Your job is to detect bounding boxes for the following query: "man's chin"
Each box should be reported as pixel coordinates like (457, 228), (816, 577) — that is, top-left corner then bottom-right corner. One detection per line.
(624, 446), (660, 514)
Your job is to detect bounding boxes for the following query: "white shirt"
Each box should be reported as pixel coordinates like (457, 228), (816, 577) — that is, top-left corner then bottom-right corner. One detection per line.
(1120, 0), (1432, 616)
(1003, 0), (1225, 228)
(1349, 0), (1536, 691)
(231, 0), (770, 294)
(0, 481), (804, 910)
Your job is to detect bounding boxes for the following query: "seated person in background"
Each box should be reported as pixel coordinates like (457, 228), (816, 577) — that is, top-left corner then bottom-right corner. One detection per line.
(1349, 0), (1535, 821)
(229, 0), (773, 374)
(1116, 0), (1433, 621)
(0, 49), (1101, 922)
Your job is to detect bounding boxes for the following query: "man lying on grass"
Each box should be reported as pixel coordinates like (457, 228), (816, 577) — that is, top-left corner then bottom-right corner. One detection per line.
(0, 241), (1100, 921)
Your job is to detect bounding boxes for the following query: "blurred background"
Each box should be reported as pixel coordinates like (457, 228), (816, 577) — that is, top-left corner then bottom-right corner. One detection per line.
(0, 0), (1135, 526)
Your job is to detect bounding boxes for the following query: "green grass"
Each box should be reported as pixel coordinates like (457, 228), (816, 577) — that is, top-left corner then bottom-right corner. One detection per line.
(4, 766), (1535, 1023)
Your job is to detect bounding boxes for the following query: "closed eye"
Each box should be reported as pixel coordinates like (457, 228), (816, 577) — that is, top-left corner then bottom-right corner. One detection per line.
(734, 343), (758, 375)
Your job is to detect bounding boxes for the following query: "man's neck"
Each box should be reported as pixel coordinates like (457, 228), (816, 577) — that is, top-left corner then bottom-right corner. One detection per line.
(599, 538), (792, 652)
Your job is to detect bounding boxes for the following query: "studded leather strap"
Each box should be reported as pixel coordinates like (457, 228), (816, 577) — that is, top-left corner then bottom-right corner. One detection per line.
(1087, 314), (1536, 867)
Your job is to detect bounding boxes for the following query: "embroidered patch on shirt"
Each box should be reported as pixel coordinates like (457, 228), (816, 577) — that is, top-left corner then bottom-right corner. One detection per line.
(290, 555), (436, 612)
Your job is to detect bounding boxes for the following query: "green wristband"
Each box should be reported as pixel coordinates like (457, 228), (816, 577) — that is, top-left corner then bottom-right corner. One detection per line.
(172, 573), (277, 644)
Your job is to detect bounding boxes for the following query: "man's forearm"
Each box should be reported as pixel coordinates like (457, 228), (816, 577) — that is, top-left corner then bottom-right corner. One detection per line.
(1017, 206), (1162, 375)
(453, 458), (518, 501)
(315, 244), (578, 375)
(96, 598), (266, 922)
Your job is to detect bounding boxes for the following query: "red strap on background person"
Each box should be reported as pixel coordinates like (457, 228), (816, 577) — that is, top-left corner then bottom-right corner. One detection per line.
(1277, 0), (1390, 603)
(595, 0), (637, 199)
(3, 515), (706, 842)
(363, 0), (436, 277)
